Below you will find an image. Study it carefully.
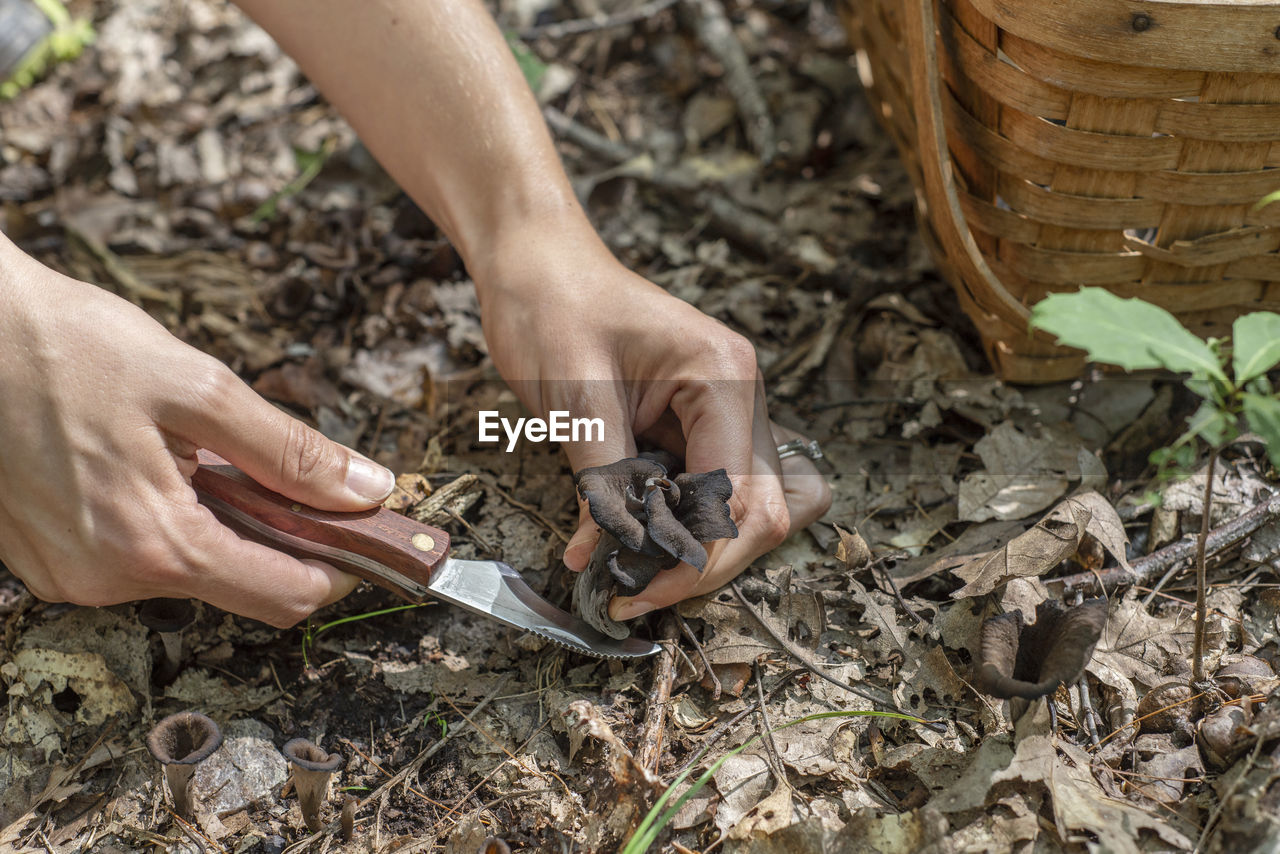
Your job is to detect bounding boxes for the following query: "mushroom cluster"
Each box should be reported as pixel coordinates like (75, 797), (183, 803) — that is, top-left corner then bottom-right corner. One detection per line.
(572, 453), (738, 638)
(145, 714), (353, 837)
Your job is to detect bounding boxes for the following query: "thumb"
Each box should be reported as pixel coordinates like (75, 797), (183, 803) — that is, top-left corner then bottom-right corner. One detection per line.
(176, 365), (395, 510)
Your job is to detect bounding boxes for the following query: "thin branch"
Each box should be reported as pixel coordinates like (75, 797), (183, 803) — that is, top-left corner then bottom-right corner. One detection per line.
(1192, 450), (1218, 683)
(679, 615), (721, 700)
(1050, 489), (1280, 596)
(520, 0), (677, 39)
(753, 662), (787, 786)
(671, 670), (801, 781)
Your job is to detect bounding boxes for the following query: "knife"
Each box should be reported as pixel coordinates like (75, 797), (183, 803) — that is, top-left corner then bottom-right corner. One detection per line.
(190, 450), (659, 659)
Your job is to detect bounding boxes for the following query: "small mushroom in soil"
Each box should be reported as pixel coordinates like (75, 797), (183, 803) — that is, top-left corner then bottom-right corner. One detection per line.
(138, 598), (196, 684)
(571, 454), (738, 638)
(281, 738), (343, 832)
(145, 711), (223, 820)
(479, 838), (512, 854)
(340, 793), (357, 841)
(973, 598), (1108, 700)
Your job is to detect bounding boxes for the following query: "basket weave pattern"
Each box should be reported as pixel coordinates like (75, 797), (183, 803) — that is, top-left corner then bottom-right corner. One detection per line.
(844, 0), (1280, 382)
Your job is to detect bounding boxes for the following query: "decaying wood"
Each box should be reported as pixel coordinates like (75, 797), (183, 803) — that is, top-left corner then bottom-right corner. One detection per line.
(408, 473), (480, 526)
(635, 618), (680, 774)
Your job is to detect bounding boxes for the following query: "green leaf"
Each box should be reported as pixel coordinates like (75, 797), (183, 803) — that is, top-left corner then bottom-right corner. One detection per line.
(1185, 399), (1233, 447)
(1232, 311), (1280, 383)
(1030, 288), (1227, 382)
(1243, 392), (1280, 467)
(504, 32), (546, 93)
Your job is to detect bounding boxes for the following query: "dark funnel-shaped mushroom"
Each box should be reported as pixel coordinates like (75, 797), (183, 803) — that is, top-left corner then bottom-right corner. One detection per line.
(572, 455), (739, 639)
(974, 598), (1107, 700)
(282, 738), (343, 832)
(340, 792), (357, 841)
(146, 711), (223, 820)
(139, 598), (196, 684)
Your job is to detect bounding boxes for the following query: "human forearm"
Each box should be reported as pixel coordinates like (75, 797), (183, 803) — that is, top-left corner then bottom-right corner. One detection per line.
(232, 0), (597, 284)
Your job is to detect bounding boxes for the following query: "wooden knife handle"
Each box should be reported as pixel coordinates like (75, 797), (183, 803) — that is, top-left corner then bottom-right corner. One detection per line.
(191, 449), (450, 602)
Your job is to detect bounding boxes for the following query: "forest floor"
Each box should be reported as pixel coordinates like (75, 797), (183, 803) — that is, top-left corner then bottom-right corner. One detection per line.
(2, 1), (1279, 852)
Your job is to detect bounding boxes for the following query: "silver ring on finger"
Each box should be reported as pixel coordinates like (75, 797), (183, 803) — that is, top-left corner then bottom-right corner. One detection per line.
(775, 438), (823, 461)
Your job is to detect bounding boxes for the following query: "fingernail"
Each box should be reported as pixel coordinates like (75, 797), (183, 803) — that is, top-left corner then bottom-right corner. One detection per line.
(610, 598), (655, 621)
(346, 455), (395, 502)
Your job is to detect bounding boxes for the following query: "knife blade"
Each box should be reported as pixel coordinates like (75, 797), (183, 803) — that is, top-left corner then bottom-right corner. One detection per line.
(190, 450), (659, 659)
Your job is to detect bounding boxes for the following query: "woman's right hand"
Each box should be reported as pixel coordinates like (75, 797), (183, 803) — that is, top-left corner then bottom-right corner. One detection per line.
(0, 236), (394, 626)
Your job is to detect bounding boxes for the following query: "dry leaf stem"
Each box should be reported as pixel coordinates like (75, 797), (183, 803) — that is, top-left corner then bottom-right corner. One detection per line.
(1192, 449), (1218, 684)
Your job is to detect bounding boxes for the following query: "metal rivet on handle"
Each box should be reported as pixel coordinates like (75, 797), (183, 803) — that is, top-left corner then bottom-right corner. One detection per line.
(1130, 13), (1152, 31)
(291, 503), (303, 512)
(411, 533), (436, 552)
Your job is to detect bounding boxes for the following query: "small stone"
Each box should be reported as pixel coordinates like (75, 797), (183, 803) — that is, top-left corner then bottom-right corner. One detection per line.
(193, 719), (287, 816)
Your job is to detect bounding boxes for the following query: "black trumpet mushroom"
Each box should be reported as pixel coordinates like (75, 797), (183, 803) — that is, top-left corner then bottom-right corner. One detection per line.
(973, 598), (1108, 700)
(146, 711), (223, 820)
(572, 453), (738, 639)
(139, 598), (196, 684)
(282, 738), (344, 833)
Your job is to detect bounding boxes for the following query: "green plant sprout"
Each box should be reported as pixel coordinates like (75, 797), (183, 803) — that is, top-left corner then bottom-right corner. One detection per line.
(620, 709), (925, 854)
(0, 0), (95, 99)
(300, 602), (430, 670)
(1031, 286), (1280, 682)
(251, 138), (337, 223)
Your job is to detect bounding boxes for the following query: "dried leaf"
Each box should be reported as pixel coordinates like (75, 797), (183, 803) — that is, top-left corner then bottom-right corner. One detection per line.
(957, 422), (1097, 522)
(951, 493), (1126, 599)
(834, 525), (872, 569)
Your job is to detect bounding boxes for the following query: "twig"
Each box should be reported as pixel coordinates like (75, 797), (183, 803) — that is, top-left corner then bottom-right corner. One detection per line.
(636, 617), (680, 773)
(679, 616), (721, 700)
(408, 473), (480, 525)
(752, 662), (787, 786)
(1192, 451), (1218, 683)
(874, 556), (927, 625)
(730, 582), (945, 732)
(678, 0), (776, 162)
(1077, 680), (1101, 749)
(1050, 490), (1280, 596)
(543, 106), (638, 163)
(520, 0), (677, 39)
(281, 676), (510, 853)
(478, 474), (572, 544)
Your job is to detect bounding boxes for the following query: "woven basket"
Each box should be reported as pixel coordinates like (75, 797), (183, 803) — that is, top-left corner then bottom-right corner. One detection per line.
(842, 0), (1280, 383)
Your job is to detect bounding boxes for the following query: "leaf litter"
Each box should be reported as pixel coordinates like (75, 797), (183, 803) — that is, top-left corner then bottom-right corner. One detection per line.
(2, 1), (1280, 853)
